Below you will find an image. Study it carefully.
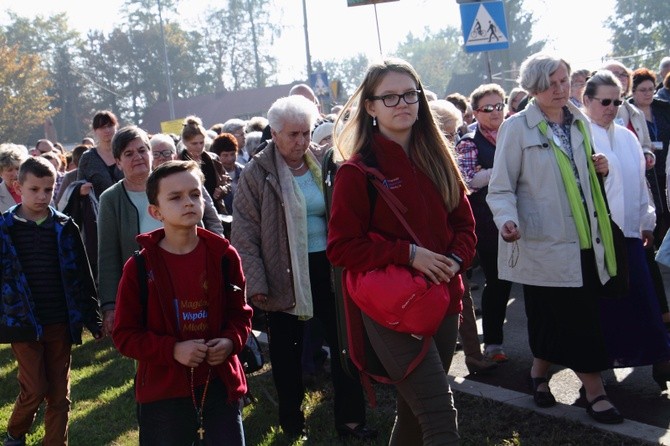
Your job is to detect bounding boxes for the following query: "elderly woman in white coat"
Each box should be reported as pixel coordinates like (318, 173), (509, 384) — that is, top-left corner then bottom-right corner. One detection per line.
(487, 53), (624, 424)
(583, 70), (670, 389)
(601, 60), (670, 332)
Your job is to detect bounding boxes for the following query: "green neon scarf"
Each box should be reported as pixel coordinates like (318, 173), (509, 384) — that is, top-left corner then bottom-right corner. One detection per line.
(538, 119), (617, 277)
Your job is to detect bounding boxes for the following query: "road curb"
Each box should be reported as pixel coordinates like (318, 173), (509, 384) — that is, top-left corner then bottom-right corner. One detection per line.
(451, 376), (670, 445)
(252, 329), (670, 444)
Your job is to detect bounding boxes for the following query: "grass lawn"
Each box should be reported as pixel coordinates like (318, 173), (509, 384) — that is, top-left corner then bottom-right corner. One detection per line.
(0, 334), (657, 445)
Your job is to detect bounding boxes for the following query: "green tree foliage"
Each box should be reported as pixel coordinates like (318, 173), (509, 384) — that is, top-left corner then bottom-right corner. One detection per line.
(80, 2), (212, 125)
(0, 39), (57, 144)
(2, 12), (91, 143)
(202, 0), (280, 90)
(607, 0), (670, 70)
(313, 54), (370, 103)
(394, 27), (463, 97)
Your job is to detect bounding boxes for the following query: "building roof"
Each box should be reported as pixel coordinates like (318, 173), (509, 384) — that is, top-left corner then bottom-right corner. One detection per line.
(140, 82), (301, 133)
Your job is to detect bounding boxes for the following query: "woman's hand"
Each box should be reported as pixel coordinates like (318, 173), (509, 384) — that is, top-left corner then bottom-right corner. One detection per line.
(501, 220), (520, 242)
(173, 339), (208, 367)
(592, 153), (609, 176)
(642, 230), (654, 248)
(79, 182), (93, 196)
(102, 309), (115, 337)
(250, 294), (268, 306)
(205, 338), (233, 366)
(412, 247), (454, 284)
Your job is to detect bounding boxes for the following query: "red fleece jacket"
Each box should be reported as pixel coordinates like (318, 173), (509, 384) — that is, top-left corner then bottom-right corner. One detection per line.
(112, 227), (253, 404)
(327, 133), (476, 316)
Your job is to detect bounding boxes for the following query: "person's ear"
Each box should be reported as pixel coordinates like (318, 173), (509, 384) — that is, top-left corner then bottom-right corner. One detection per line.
(148, 204), (163, 222)
(364, 99), (376, 120)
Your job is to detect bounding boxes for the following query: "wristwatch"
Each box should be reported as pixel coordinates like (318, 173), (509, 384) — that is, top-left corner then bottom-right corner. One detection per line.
(447, 253), (464, 268)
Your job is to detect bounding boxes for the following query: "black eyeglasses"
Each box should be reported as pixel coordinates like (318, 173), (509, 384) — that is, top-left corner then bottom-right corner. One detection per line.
(369, 90), (421, 107)
(152, 150), (174, 158)
(476, 103), (505, 113)
(590, 97), (623, 107)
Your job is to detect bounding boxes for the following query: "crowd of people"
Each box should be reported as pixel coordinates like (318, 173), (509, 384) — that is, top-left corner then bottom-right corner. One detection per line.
(1, 52), (670, 445)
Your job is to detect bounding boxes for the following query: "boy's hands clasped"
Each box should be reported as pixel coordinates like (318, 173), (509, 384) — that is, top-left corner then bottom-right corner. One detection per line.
(173, 338), (234, 367)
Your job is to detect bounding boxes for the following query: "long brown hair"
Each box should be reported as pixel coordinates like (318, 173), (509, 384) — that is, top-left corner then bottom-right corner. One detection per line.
(334, 58), (466, 211)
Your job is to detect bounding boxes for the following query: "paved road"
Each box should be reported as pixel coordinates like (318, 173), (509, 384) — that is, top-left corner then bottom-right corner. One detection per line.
(449, 264), (670, 443)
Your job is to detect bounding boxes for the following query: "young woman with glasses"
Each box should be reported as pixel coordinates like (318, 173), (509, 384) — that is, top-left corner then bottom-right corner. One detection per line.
(327, 58), (476, 445)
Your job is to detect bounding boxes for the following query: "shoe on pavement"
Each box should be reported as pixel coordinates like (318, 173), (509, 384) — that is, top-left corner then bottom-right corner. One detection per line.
(465, 355), (498, 374)
(484, 345), (509, 363)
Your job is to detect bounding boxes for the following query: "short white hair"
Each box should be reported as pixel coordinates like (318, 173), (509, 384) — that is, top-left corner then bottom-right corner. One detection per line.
(150, 133), (176, 152)
(518, 53), (571, 95)
(222, 118), (246, 134)
(267, 96), (319, 133)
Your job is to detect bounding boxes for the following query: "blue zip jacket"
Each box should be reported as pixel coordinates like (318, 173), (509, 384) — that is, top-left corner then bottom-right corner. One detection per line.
(0, 205), (102, 343)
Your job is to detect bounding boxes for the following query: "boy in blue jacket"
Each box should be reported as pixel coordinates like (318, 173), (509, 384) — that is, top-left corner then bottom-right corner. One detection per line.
(1, 157), (102, 446)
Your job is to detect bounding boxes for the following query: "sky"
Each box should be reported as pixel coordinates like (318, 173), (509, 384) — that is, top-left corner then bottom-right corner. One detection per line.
(2, 0), (617, 84)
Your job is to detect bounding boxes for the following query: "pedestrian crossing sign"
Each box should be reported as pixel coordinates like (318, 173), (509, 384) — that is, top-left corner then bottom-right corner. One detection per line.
(460, 0), (509, 53)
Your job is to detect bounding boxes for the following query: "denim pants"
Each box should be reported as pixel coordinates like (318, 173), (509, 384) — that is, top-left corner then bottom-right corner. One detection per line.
(138, 378), (244, 446)
(8, 323), (72, 445)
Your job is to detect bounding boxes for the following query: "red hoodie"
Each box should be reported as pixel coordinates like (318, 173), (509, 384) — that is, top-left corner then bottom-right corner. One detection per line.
(327, 133), (476, 317)
(113, 227), (253, 404)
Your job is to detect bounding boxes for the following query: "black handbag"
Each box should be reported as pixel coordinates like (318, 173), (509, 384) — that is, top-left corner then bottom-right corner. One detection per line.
(238, 331), (264, 374)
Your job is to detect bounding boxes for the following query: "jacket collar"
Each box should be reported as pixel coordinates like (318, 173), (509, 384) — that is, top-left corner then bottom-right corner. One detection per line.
(3, 204), (68, 228)
(523, 99), (589, 129)
(136, 226), (231, 257)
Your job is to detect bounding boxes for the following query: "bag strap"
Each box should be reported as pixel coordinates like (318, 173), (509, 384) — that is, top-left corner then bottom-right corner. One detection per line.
(350, 160), (425, 247)
(133, 250), (148, 326)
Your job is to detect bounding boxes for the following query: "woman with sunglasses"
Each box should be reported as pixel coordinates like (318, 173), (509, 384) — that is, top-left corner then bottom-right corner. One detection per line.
(327, 58), (476, 444)
(487, 53), (623, 424)
(455, 83), (512, 366)
(582, 70), (670, 390)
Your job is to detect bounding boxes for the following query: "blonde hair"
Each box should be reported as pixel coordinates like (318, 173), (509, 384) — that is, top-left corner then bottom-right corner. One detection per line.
(334, 58), (466, 211)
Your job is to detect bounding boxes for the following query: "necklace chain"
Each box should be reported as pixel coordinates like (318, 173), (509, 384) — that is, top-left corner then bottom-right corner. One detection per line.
(190, 367), (211, 441)
(288, 161), (305, 171)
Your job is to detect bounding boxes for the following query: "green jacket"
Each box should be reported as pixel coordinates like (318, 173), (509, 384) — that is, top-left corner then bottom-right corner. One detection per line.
(97, 180), (141, 312)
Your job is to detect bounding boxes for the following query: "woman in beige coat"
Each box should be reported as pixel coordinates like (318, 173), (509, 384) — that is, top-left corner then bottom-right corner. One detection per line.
(487, 53), (623, 424)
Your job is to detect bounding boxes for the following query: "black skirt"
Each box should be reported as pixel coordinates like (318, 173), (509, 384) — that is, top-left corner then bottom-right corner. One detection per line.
(522, 250), (609, 373)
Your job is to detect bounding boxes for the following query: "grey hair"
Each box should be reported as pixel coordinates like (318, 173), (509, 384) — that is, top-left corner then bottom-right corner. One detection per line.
(0, 143), (29, 172)
(267, 96), (319, 133)
(112, 126), (150, 159)
(469, 83), (506, 110)
(243, 131), (263, 156)
(221, 118), (246, 134)
(584, 70), (622, 99)
(150, 133), (176, 152)
(659, 56), (670, 72)
(518, 53), (572, 95)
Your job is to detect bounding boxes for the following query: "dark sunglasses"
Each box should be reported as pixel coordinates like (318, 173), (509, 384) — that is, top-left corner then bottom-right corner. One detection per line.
(590, 97), (623, 107)
(476, 103), (505, 113)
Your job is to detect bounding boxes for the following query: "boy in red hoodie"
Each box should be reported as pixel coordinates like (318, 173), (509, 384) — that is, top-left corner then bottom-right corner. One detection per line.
(113, 160), (252, 445)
